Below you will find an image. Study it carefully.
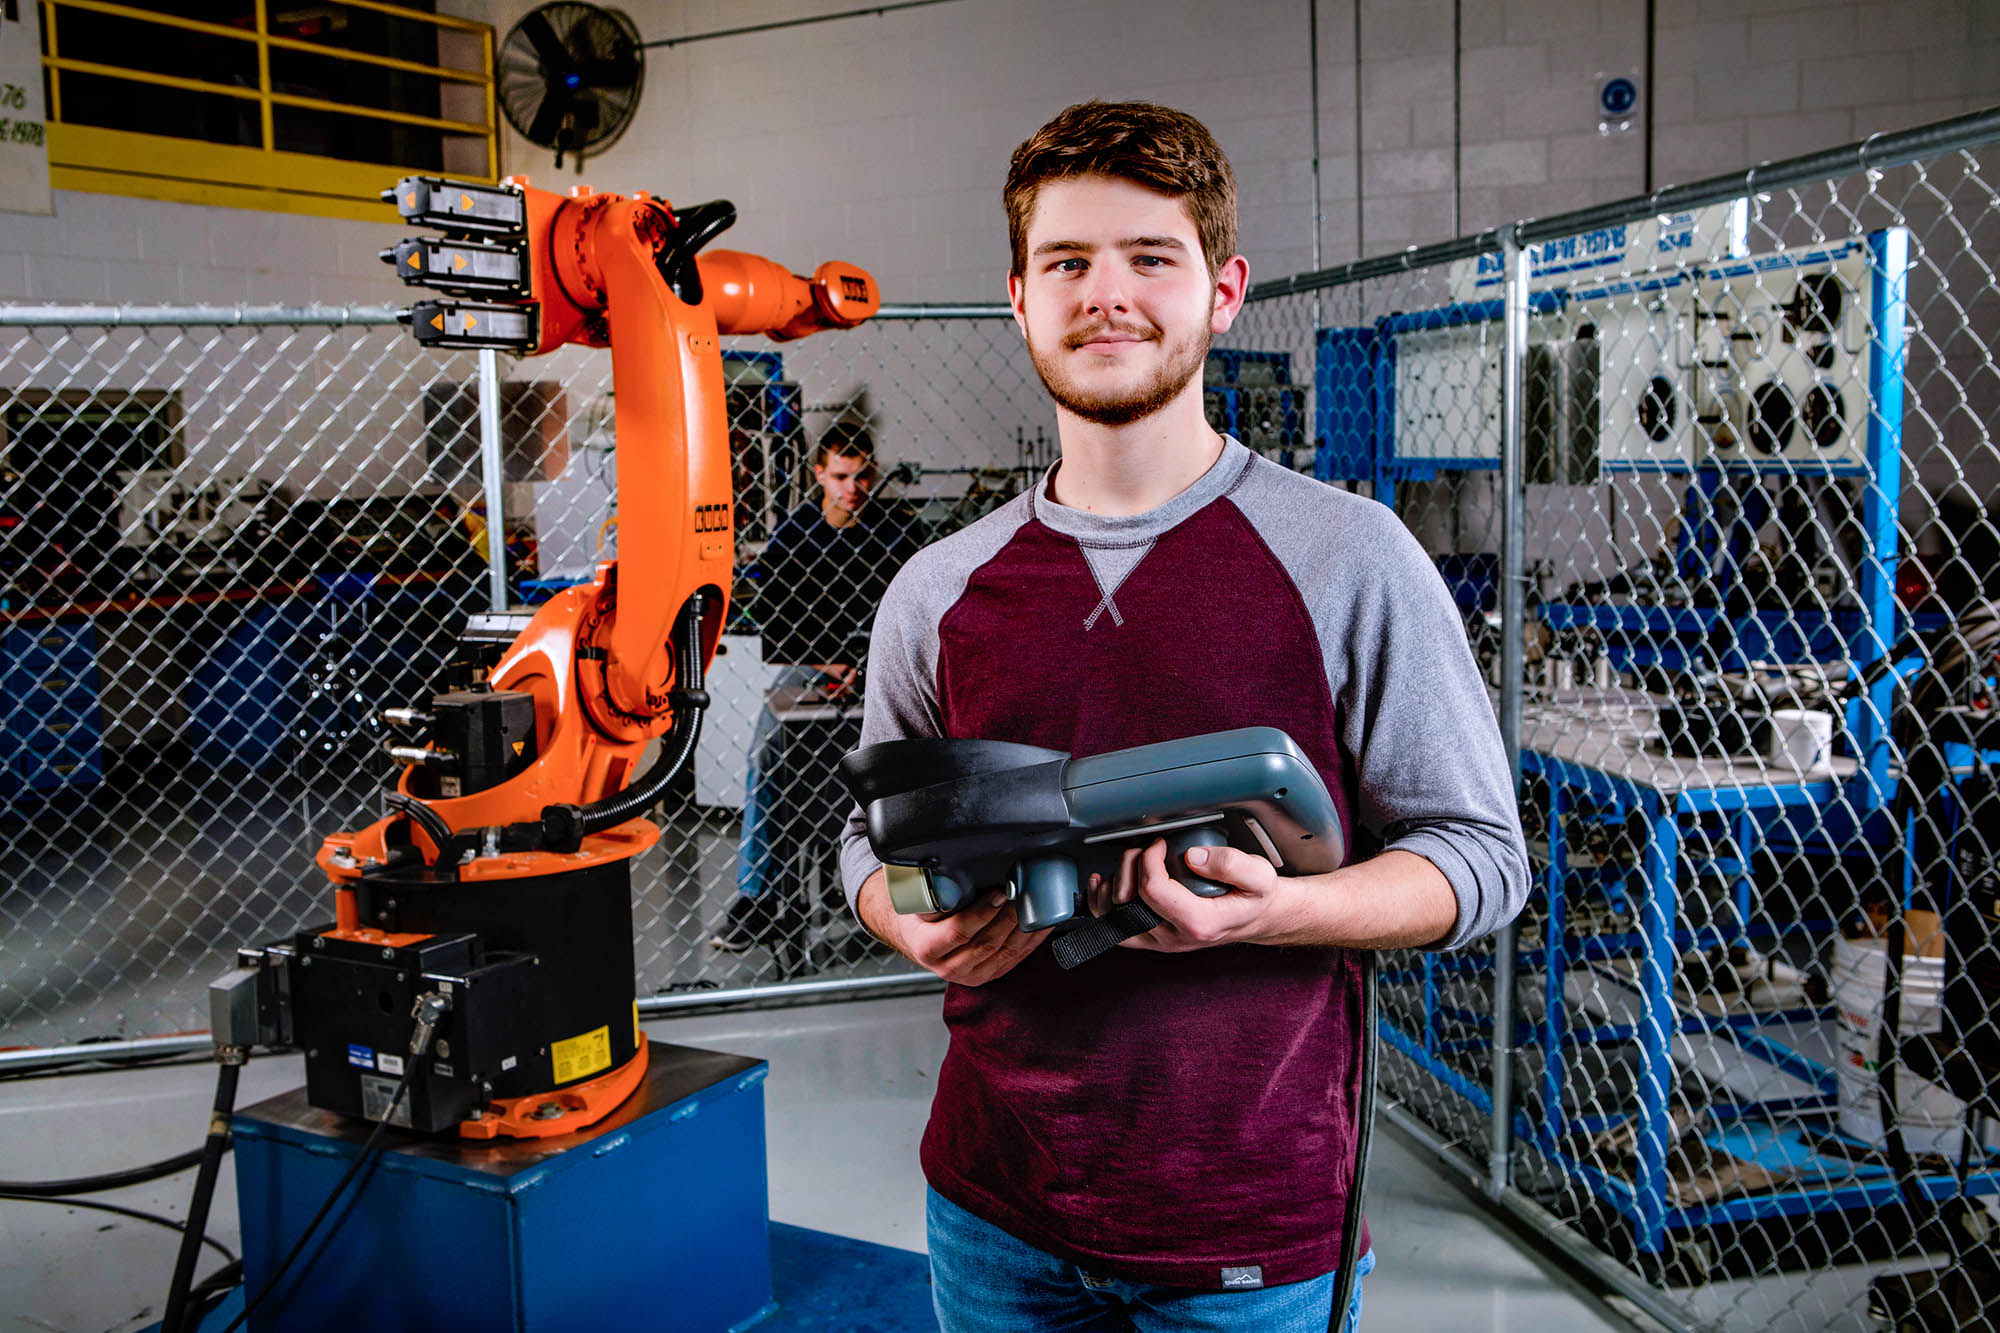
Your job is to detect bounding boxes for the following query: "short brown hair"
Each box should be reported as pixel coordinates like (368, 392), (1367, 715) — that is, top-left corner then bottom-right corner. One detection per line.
(813, 422), (875, 470)
(1003, 101), (1238, 279)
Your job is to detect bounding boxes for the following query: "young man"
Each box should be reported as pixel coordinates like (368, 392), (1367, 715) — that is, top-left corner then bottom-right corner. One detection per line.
(839, 101), (1528, 1330)
(715, 427), (918, 958)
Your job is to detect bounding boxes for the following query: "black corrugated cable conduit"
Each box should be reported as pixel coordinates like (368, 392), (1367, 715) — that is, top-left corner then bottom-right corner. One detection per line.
(542, 593), (711, 848)
(413, 594), (709, 860)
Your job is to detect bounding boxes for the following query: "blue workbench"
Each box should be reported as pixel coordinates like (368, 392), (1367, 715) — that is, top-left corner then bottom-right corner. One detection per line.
(1383, 689), (2000, 1270)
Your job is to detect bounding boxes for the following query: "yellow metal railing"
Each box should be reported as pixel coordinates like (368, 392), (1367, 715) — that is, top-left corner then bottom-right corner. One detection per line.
(40, 0), (497, 219)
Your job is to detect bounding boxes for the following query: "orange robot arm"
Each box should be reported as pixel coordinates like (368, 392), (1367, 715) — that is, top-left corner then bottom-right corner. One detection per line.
(701, 250), (880, 341)
(280, 176), (877, 1142)
(321, 181), (878, 889)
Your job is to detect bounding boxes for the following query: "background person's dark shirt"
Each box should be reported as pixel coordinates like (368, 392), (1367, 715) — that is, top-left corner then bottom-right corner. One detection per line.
(752, 500), (921, 667)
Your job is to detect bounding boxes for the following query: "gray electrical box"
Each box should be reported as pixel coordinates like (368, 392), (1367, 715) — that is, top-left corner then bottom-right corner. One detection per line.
(1526, 339), (1601, 485)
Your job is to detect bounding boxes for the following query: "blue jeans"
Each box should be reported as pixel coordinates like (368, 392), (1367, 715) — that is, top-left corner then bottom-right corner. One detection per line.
(927, 1187), (1373, 1333)
(734, 666), (825, 900)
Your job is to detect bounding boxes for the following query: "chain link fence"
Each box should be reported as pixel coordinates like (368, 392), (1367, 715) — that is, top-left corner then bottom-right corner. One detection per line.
(1221, 109), (2000, 1331)
(0, 300), (1048, 1053)
(5, 107), (1999, 1332)
(1, 314), (491, 1046)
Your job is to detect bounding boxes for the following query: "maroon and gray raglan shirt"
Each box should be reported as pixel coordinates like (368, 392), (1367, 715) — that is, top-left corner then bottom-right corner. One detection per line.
(839, 437), (1528, 1289)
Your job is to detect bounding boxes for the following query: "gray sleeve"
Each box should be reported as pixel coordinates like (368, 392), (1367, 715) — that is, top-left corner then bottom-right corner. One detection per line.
(1338, 509), (1529, 950)
(1234, 466), (1527, 950)
(837, 500), (1033, 914)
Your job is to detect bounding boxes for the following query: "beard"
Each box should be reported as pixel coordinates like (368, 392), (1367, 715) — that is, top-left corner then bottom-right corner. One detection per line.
(1024, 308), (1213, 428)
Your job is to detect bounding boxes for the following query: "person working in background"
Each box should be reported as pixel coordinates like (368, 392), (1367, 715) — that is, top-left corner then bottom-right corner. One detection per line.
(840, 100), (1528, 1331)
(712, 426), (920, 959)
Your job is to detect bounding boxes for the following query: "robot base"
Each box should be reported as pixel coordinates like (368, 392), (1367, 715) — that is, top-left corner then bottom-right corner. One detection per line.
(231, 1041), (774, 1332)
(275, 854), (645, 1136)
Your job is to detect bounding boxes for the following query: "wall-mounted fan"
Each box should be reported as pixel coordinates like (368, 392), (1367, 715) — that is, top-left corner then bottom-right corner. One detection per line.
(499, 2), (644, 169)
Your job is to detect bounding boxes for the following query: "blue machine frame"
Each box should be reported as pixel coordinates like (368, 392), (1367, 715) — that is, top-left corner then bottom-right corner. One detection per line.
(1312, 293), (1563, 510)
(1331, 229), (2000, 1263)
(1205, 348), (1309, 470)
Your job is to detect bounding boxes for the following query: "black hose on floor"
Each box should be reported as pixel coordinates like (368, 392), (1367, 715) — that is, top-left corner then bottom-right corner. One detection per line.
(183, 1260), (244, 1330)
(1327, 949), (1378, 1332)
(0, 1192), (237, 1262)
(0, 1146), (209, 1197)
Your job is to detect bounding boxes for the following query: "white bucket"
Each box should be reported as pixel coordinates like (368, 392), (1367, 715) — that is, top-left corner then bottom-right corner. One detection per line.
(1830, 936), (1965, 1156)
(1768, 708), (1834, 776)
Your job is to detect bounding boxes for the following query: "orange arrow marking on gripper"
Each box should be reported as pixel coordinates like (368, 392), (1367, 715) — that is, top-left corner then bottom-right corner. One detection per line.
(407, 251), (422, 268)
(465, 315), (477, 329)
(461, 193), (473, 210)
(454, 254), (467, 271)
(403, 193), (416, 208)
(431, 314), (445, 331)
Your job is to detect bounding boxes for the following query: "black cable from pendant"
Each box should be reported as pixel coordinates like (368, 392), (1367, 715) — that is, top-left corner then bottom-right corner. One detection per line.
(1327, 949), (1378, 1331)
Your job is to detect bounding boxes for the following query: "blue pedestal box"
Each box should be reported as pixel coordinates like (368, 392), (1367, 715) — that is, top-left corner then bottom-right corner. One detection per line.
(231, 1041), (775, 1332)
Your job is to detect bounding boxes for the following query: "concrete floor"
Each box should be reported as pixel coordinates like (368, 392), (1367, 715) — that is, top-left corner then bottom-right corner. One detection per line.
(0, 992), (1635, 1332)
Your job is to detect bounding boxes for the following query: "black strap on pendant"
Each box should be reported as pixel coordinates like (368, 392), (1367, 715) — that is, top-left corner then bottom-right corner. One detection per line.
(1049, 901), (1164, 970)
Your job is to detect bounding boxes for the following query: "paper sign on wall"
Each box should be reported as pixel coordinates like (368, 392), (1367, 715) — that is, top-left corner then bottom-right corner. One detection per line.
(1, 0), (53, 216)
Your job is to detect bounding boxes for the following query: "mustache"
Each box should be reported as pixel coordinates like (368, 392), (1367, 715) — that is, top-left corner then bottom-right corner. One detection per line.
(1062, 322), (1159, 350)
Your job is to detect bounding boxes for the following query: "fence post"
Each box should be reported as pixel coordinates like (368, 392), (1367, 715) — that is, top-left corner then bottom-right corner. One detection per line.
(477, 346), (509, 612)
(1488, 226), (1528, 1198)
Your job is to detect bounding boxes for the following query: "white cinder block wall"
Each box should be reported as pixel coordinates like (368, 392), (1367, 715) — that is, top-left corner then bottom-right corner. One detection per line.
(0, 203), (416, 307)
(1350, 0), (2000, 258)
(1, 0), (1994, 527)
(465, 0), (1999, 289)
(6, 0), (1993, 307)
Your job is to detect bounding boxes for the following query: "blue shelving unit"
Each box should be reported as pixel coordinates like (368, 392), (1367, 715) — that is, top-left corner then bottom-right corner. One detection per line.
(1204, 349), (1308, 469)
(2, 620), (106, 807)
(1313, 327), (1380, 484)
(185, 603), (308, 772)
(1349, 230), (2000, 1267)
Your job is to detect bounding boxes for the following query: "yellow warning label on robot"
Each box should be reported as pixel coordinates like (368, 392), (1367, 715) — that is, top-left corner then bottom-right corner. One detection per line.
(551, 1024), (611, 1084)
(632, 1001), (641, 1048)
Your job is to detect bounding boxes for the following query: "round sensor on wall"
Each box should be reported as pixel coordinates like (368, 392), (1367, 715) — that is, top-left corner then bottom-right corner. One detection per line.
(1801, 383), (1846, 449)
(1780, 272), (1845, 338)
(1637, 375), (1678, 442)
(1749, 381), (1797, 455)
